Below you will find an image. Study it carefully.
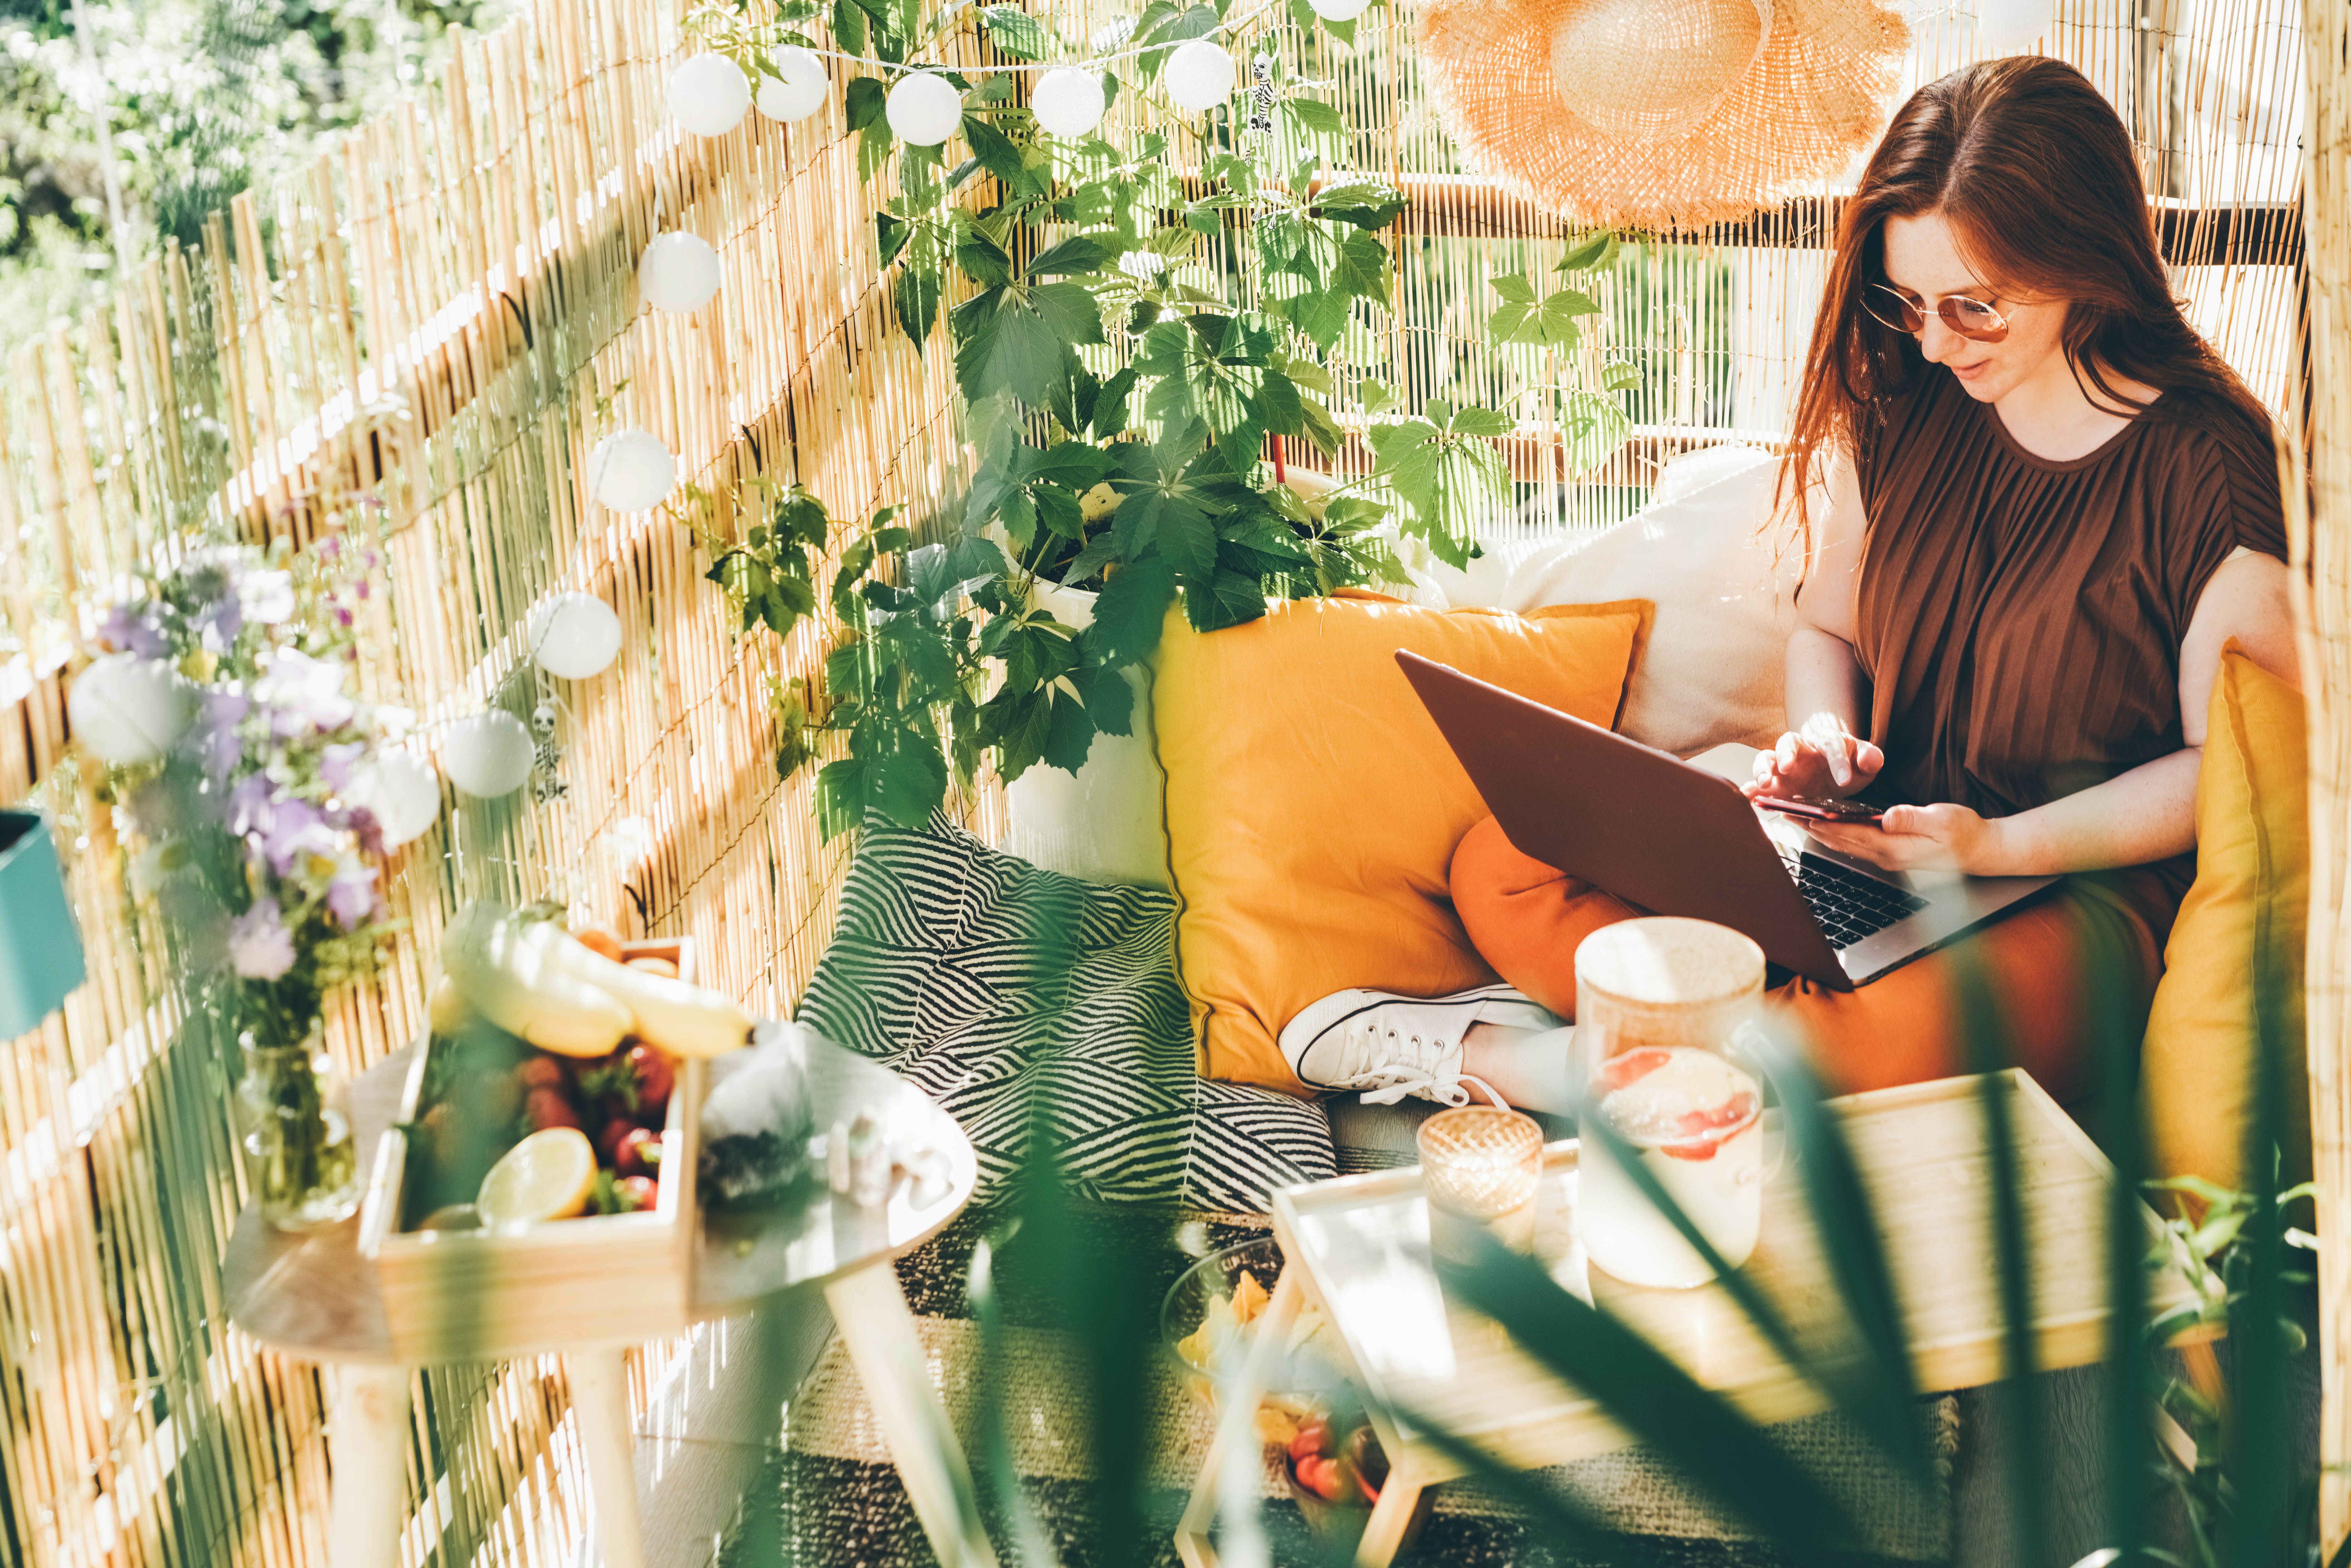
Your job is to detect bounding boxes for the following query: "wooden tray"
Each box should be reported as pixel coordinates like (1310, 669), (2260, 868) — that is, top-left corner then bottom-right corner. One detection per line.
(358, 936), (706, 1360)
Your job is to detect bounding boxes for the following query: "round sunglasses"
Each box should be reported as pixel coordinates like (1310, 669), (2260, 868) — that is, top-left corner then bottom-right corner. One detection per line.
(1861, 282), (2011, 344)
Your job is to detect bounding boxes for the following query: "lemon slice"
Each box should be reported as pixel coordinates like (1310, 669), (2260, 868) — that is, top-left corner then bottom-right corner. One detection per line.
(475, 1128), (596, 1227)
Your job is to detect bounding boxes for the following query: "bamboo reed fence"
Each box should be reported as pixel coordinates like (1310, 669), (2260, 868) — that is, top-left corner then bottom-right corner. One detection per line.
(2294, 0), (2349, 1551)
(0, 0), (2331, 1563)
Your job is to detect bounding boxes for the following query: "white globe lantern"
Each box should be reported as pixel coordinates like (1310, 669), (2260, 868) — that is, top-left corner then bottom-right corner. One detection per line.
(529, 592), (624, 680)
(669, 52), (751, 136)
(1977, 0), (2054, 54)
(345, 750), (442, 847)
(758, 45), (828, 122)
(1307, 0), (1370, 18)
(886, 71), (963, 146)
(69, 654), (191, 766)
(638, 232), (722, 313)
(1163, 40), (1236, 112)
(586, 429), (677, 512)
(1031, 68), (1107, 138)
(440, 712), (534, 799)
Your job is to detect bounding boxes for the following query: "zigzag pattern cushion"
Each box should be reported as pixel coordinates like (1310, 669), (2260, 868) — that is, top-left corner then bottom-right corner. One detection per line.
(796, 814), (1337, 1211)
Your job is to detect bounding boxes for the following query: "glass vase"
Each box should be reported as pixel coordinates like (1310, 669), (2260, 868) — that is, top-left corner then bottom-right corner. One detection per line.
(237, 1028), (362, 1232)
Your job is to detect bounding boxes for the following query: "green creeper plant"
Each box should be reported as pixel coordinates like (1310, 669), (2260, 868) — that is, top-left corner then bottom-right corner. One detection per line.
(680, 0), (1633, 836)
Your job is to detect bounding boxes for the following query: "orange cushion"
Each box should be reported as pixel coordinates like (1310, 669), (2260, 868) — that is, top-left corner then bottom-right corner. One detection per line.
(1153, 591), (1651, 1090)
(2142, 644), (2310, 1194)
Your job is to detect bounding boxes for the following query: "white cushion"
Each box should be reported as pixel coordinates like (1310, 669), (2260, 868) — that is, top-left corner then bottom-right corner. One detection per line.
(1433, 444), (1798, 757)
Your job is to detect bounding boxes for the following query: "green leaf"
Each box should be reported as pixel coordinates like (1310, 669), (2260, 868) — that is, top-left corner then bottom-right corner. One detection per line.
(1091, 365), (1138, 437)
(867, 721), (950, 828)
(1489, 273), (1536, 306)
(816, 757), (865, 840)
(875, 212), (910, 268)
(1309, 178), (1407, 229)
(1021, 440), (1113, 490)
(1025, 233), (1117, 276)
(1450, 403), (1514, 439)
(831, 0), (867, 54)
(1153, 500), (1218, 584)
(1184, 568), (1268, 631)
(1072, 662), (1133, 734)
(845, 74), (886, 130)
(954, 284), (1100, 406)
(1081, 556), (1176, 664)
(962, 116), (1029, 193)
(1558, 388), (1630, 475)
(1033, 484), (1086, 540)
(978, 3), (1048, 58)
(1358, 378), (1399, 415)
(893, 265), (943, 345)
(1283, 97), (1344, 137)
(1557, 230), (1619, 272)
(1601, 358), (1642, 392)
(1040, 689), (1095, 773)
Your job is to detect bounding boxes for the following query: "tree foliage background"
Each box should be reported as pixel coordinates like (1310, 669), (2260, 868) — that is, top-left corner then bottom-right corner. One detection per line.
(0, 0), (507, 342)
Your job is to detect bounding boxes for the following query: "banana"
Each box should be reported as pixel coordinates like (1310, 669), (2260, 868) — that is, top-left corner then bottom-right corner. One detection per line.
(545, 937), (753, 1060)
(443, 903), (634, 1058)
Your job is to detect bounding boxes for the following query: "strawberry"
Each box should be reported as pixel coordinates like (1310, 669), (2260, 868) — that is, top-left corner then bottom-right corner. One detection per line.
(1289, 1417), (1333, 1465)
(1293, 1455), (1343, 1502)
(614, 1175), (658, 1212)
(517, 1056), (566, 1094)
(595, 1116), (637, 1163)
(626, 1043), (674, 1120)
(523, 1086), (582, 1132)
(614, 1126), (662, 1178)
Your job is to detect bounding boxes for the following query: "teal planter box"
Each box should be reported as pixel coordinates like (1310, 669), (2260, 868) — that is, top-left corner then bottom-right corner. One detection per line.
(0, 809), (86, 1038)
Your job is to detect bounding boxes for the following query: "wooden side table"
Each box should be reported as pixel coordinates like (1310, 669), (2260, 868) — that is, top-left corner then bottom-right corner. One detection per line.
(225, 1040), (994, 1568)
(1176, 1070), (2219, 1568)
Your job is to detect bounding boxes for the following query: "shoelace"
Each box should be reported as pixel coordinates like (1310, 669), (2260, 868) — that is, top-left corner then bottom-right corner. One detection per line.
(1322, 1021), (1511, 1110)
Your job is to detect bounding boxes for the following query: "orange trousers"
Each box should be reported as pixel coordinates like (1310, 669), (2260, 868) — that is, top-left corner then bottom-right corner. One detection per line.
(1448, 815), (2178, 1101)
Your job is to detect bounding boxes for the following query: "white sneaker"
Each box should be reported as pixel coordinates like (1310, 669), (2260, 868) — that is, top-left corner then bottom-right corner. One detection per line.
(1280, 984), (1560, 1108)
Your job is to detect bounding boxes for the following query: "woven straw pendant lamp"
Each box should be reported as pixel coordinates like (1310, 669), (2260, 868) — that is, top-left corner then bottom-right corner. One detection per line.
(1415, 0), (1911, 230)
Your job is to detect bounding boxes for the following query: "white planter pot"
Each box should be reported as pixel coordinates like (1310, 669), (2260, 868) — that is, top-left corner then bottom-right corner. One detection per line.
(999, 579), (1173, 890)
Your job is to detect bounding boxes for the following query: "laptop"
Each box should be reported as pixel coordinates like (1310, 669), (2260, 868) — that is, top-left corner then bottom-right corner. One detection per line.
(1396, 651), (2058, 990)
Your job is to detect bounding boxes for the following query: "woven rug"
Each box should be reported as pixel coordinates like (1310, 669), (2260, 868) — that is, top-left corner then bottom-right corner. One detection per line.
(720, 1205), (1957, 1568)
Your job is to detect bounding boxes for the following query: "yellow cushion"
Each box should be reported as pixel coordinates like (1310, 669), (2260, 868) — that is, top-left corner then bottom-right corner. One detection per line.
(2142, 644), (2310, 1194)
(1154, 591), (1651, 1090)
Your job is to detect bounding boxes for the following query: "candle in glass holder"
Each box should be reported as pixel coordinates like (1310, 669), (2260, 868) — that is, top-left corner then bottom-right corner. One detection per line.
(1417, 1106), (1544, 1261)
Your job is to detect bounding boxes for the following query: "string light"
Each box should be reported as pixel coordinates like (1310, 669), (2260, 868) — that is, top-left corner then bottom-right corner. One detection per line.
(585, 429), (677, 512)
(1307, 0), (1369, 16)
(1163, 39), (1238, 111)
(440, 712), (534, 799)
(759, 45), (829, 121)
(345, 751), (442, 846)
(529, 593), (625, 680)
(638, 232), (722, 313)
(68, 654), (190, 766)
(670, 52), (752, 135)
(1032, 68), (1108, 136)
(886, 70), (964, 144)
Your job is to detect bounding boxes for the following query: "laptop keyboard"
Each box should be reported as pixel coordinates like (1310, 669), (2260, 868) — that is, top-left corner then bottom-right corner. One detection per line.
(1779, 850), (1931, 950)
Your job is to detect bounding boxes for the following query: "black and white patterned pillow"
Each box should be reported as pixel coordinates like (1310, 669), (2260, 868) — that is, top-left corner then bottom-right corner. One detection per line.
(796, 814), (1337, 1212)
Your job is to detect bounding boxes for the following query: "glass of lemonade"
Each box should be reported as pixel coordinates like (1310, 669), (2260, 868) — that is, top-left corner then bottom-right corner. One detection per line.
(1572, 918), (1771, 1289)
(1578, 1046), (1765, 1288)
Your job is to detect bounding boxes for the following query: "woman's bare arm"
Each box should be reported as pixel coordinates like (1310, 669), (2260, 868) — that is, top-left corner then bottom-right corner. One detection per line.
(1750, 457), (1884, 798)
(1809, 549), (2301, 874)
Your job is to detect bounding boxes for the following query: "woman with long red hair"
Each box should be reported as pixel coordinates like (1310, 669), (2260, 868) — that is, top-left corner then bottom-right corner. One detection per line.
(1276, 56), (2299, 1110)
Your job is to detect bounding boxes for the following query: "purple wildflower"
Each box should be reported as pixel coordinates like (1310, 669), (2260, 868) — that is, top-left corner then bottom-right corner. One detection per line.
(260, 798), (338, 877)
(325, 855), (380, 931)
(96, 600), (168, 658)
(196, 689), (250, 780)
(319, 742), (364, 794)
(227, 899), (297, 981)
(229, 772), (280, 837)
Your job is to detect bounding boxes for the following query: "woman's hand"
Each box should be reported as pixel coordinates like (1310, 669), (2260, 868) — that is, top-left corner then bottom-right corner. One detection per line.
(1805, 803), (2015, 875)
(1746, 713), (1885, 801)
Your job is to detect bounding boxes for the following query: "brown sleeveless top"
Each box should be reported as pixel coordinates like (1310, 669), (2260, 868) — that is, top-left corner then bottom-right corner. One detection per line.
(1851, 368), (2287, 894)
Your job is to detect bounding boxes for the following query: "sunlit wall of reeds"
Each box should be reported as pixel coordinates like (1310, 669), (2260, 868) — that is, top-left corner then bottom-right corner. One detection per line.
(0, 0), (2322, 1562)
